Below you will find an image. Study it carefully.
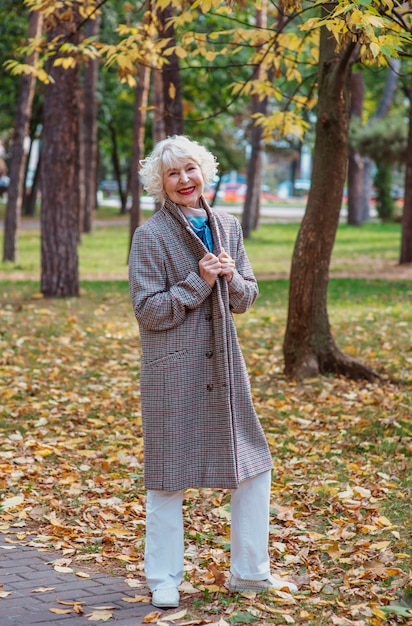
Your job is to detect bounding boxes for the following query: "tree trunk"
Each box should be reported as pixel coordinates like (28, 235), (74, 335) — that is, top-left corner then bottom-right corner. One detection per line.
(347, 71), (364, 226)
(152, 68), (166, 211)
(129, 62), (150, 247)
(24, 151), (41, 217)
(109, 123), (127, 213)
(83, 14), (100, 233)
(77, 85), (86, 242)
(3, 10), (42, 262)
(361, 59), (400, 221)
(283, 16), (378, 382)
(242, 0), (272, 238)
(157, 3), (183, 136)
(41, 14), (80, 297)
(400, 76), (412, 264)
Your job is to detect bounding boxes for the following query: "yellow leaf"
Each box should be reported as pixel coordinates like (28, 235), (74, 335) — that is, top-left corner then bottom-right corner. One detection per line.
(164, 609), (187, 621)
(370, 541), (391, 551)
(168, 83), (176, 101)
(86, 610), (113, 621)
(53, 566), (74, 574)
(1, 495), (24, 510)
(76, 571), (90, 578)
(50, 608), (72, 614)
(121, 595), (151, 603)
(174, 46), (187, 59)
(142, 611), (161, 623)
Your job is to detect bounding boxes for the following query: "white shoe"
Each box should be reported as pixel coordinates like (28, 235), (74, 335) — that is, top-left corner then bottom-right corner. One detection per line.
(151, 586), (180, 608)
(228, 574), (298, 594)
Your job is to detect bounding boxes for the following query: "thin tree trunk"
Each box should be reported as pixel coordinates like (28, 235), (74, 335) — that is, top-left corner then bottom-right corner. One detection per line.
(25, 151), (41, 216)
(77, 85), (86, 242)
(361, 59), (400, 221)
(3, 10), (42, 262)
(347, 71), (364, 225)
(157, 3), (183, 136)
(152, 68), (166, 211)
(129, 62), (151, 247)
(41, 12), (80, 297)
(83, 14), (100, 233)
(242, 0), (270, 238)
(400, 76), (412, 264)
(109, 123), (127, 213)
(283, 12), (378, 382)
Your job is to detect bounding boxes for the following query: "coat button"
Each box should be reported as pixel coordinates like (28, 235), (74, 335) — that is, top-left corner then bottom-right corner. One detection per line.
(207, 384), (214, 391)
(204, 313), (212, 320)
(205, 351), (213, 359)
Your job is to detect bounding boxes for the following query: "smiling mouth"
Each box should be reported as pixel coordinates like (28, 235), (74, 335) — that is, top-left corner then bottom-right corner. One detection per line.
(178, 187), (195, 195)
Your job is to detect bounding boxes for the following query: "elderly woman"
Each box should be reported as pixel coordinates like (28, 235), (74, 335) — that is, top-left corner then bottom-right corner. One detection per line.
(128, 135), (297, 609)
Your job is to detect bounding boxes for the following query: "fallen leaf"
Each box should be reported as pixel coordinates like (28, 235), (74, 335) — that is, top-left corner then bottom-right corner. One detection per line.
(163, 608), (187, 621)
(1, 495), (24, 510)
(121, 594), (151, 603)
(142, 610), (161, 623)
(86, 609), (113, 621)
(53, 565), (74, 574)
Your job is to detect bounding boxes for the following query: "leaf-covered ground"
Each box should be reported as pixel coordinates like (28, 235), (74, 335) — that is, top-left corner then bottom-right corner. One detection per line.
(0, 280), (411, 626)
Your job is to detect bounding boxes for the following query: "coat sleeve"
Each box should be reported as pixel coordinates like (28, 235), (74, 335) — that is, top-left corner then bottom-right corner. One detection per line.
(129, 224), (212, 331)
(226, 217), (259, 314)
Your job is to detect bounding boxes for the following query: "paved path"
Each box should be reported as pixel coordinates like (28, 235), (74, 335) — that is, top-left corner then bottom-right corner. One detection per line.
(0, 543), (156, 625)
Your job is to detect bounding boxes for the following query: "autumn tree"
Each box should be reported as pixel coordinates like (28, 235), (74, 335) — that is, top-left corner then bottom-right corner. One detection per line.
(282, 1), (410, 380)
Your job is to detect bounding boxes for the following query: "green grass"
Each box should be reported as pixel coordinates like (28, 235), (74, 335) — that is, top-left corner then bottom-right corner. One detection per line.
(0, 219), (405, 279)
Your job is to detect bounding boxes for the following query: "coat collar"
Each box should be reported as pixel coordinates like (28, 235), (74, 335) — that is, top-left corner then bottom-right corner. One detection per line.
(162, 195), (223, 255)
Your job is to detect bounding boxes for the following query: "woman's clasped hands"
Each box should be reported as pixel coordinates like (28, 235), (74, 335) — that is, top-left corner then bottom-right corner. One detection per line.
(199, 248), (235, 287)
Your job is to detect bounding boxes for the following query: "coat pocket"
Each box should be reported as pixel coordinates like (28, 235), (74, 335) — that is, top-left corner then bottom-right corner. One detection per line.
(143, 348), (189, 370)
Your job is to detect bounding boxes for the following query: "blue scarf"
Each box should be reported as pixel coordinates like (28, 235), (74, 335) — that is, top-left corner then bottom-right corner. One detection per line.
(187, 216), (213, 252)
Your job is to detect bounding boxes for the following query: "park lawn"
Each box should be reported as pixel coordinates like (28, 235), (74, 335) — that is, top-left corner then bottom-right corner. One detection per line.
(0, 278), (411, 625)
(0, 220), (406, 279)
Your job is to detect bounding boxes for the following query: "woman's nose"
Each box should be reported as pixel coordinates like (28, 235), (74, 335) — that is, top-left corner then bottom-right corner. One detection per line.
(179, 170), (189, 182)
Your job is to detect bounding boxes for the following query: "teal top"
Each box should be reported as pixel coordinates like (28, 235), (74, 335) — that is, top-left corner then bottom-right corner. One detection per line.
(187, 216), (213, 252)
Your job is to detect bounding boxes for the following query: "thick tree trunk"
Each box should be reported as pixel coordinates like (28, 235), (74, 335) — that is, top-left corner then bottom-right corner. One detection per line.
(129, 62), (150, 246)
(400, 76), (412, 264)
(3, 10), (42, 262)
(283, 20), (378, 382)
(347, 71), (364, 226)
(41, 16), (80, 297)
(83, 15), (100, 233)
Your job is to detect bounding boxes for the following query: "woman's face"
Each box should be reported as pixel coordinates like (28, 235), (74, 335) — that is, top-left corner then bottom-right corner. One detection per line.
(163, 159), (204, 208)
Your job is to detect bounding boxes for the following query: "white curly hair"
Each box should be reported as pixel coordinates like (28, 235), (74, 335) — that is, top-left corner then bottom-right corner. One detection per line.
(139, 135), (219, 203)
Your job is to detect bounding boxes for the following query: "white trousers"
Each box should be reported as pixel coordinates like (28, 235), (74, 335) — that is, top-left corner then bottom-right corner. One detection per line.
(144, 470), (271, 590)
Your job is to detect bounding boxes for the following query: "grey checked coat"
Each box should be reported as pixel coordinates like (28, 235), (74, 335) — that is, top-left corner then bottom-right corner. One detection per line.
(129, 196), (272, 491)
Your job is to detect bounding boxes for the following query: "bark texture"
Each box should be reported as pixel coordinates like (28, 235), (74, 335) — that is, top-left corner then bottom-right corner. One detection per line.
(41, 16), (80, 297)
(347, 71), (364, 226)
